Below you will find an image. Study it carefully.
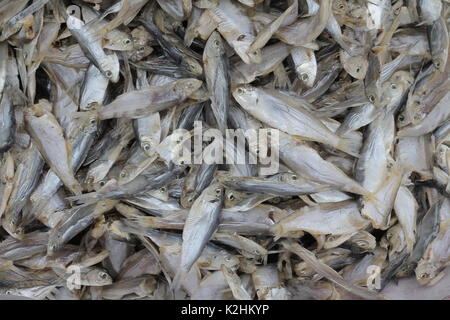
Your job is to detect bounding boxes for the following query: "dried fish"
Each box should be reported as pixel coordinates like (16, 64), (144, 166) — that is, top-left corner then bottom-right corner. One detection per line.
(0, 0), (447, 301)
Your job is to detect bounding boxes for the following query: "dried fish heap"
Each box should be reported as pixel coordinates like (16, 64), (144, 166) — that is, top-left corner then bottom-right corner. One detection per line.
(0, 0), (449, 300)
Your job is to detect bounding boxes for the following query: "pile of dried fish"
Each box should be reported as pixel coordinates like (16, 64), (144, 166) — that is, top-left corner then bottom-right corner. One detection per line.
(0, 0), (449, 300)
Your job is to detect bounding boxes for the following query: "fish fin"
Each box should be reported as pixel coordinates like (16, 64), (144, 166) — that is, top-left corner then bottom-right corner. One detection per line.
(0, 259), (14, 271)
(271, 224), (284, 241)
(336, 136), (361, 158)
(130, 215), (155, 228)
(415, 21), (429, 27)
(335, 124), (349, 136)
(65, 192), (100, 204)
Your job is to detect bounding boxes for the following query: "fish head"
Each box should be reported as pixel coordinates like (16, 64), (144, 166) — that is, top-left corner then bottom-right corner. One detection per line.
(279, 172), (301, 185)
(436, 144), (450, 170)
(100, 53), (120, 83)
(294, 261), (314, 278)
(205, 31), (227, 57)
(232, 85), (258, 108)
(396, 107), (414, 128)
(433, 57), (444, 71)
(365, 86), (380, 107)
(332, 0), (348, 15)
(296, 63), (316, 88)
(93, 200), (116, 216)
(180, 190), (198, 209)
(103, 33), (134, 51)
(212, 250), (239, 269)
(340, 52), (368, 80)
(415, 261), (439, 285)
(224, 189), (249, 208)
(118, 167), (133, 185)
(140, 138), (158, 157)
(203, 182), (224, 202)
(177, 78), (203, 96)
(381, 79), (404, 104)
(183, 57), (204, 76)
(47, 233), (64, 256)
(390, 71), (414, 87)
(85, 268), (113, 286)
(248, 48), (262, 64)
(349, 233), (376, 253)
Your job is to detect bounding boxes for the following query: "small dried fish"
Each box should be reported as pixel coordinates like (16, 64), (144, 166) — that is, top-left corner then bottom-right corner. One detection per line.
(0, 0), (447, 301)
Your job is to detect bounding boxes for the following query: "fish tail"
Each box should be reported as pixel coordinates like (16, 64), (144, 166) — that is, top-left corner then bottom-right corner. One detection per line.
(271, 223), (284, 241)
(69, 182), (83, 196)
(362, 191), (377, 203)
(65, 192), (100, 204)
(336, 136), (361, 158)
(170, 268), (186, 292)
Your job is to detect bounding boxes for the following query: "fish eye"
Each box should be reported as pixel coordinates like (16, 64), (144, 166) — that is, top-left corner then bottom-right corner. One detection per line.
(355, 67), (361, 73)
(99, 180), (106, 187)
(228, 193), (235, 201)
(237, 87), (245, 95)
(89, 118), (97, 124)
(160, 187), (167, 192)
(213, 40), (220, 47)
(123, 39), (131, 45)
(356, 240), (367, 247)
(434, 59), (441, 68)
(120, 171), (127, 178)
(225, 256), (231, 261)
(99, 272), (108, 279)
(291, 175), (297, 180)
(301, 73), (309, 81)
(179, 160), (185, 165)
(143, 143), (151, 151)
(368, 95), (375, 103)
(187, 197), (193, 203)
(104, 70), (113, 78)
(390, 83), (397, 90)
(398, 114), (405, 122)
(215, 188), (222, 195)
